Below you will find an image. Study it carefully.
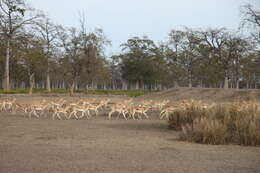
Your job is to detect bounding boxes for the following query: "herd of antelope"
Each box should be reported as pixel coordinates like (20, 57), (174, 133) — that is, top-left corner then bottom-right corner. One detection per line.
(0, 97), (203, 120)
(0, 98), (110, 120)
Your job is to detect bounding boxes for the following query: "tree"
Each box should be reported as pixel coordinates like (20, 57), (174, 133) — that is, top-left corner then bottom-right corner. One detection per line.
(167, 29), (185, 87)
(34, 16), (60, 92)
(240, 4), (260, 44)
(58, 27), (82, 94)
(226, 35), (251, 88)
(0, 0), (41, 90)
(241, 4), (260, 27)
(56, 24), (111, 94)
(14, 32), (46, 92)
(180, 28), (201, 88)
(119, 36), (165, 90)
(167, 28), (203, 88)
(200, 28), (231, 88)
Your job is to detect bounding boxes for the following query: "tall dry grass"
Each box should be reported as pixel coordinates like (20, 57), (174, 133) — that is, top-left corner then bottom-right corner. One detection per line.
(168, 100), (260, 146)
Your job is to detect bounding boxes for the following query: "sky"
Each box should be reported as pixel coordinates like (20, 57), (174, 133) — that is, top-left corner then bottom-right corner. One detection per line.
(27, 0), (260, 55)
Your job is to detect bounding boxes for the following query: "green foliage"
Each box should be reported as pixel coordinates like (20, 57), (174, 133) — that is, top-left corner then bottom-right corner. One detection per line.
(0, 89), (145, 97)
(0, 89), (29, 94)
(118, 36), (168, 88)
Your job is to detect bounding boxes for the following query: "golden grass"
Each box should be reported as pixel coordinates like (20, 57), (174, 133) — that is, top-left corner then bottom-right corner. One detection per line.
(169, 100), (260, 146)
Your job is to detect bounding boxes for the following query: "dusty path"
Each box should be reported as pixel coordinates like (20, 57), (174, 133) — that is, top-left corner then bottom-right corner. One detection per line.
(0, 113), (260, 173)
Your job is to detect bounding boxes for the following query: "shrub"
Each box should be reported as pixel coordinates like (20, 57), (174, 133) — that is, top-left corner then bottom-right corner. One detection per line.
(168, 100), (208, 130)
(180, 118), (226, 145)
(169, 100), (260, 146)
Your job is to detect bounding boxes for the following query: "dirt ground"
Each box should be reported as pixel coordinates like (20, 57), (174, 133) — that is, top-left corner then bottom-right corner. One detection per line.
(0, 94), (260, 173)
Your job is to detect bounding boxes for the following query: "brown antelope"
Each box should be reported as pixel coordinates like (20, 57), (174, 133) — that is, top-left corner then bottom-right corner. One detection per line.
(153, 99), (169, 110)
(13, 103), (32, 115)
(1, 98), (16, 112)
(52, 105), (72, 120)
(86, 100), (110, 118)
(99, 98), (110, 109)
(68, 100), (92, 120)
(130, 105), (151, 120)
(28, 103), (49, 119)
(141, 100), (153, 106)
(159, 105), (179, 120)
(108, 104), (128, 120)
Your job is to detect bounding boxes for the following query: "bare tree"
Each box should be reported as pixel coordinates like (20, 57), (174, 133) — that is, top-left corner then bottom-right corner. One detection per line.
(241, 4), (260, 27)
(240, 4), (260, 44)
(34, 17), (59, 92)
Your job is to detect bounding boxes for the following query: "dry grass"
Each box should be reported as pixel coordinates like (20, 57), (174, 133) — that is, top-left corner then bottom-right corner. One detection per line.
(168, 100), (260, 146)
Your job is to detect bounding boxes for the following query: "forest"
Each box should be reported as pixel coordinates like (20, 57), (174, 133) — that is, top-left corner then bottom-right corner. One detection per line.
(0, 0), (259, 92)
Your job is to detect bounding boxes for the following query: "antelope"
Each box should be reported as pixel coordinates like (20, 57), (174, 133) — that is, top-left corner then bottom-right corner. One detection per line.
(1, 98), (16, 112)
(72, 105), (91, 120)
(86, 99), (110, 118)
(159, 105), (179, 120)
(108, 104), (128, 120)
(122, 98), (133, 105)
(99, 98), (110, 109)
(130, 105), (151, 120)
(13, 103), (32, 115)
(28, 103), (49, 119)
(153, 99), (169, 110)
(53, 98), (66, 106)
(67, 100), (92, 119)
(0, 99), (6, 111)
(67, 105), (80, 120)
(141, 100), (153, 106)
(52, 105), (72, 120)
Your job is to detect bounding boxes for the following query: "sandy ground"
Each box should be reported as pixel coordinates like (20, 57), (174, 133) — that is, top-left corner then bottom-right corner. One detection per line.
(0, 95), (260, 173)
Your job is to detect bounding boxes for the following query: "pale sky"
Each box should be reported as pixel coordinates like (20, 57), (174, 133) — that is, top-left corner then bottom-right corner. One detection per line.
(28, 0), (260, 55)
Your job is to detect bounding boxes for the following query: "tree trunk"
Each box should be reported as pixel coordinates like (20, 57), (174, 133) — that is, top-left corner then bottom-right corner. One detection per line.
(135, 81), (139, 90)
(173, 81), (179, 88)
(112, 80), (115, 90)
(91, 81), (97, 90)
(69, 80), (75, 96)
(104, 83), (107, 90)
(236, 80), (239, 89)
(122, 80), (128, 90)
(224, 76), (229, 89)
(199, 80), (203, 88)
(188, 79), (192, 88)
(188, 70), (192, 88)
(46, 64), (51, 92)
(158, 83), (162, 91)
(29, 73), (35, 95)
(4, 39), (10, 91)
(75, 79), (78, 90)
(62, 80), (65, 89)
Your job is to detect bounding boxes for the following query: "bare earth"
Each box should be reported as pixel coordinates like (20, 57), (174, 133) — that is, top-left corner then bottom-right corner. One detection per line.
(0, 94), (260, 173)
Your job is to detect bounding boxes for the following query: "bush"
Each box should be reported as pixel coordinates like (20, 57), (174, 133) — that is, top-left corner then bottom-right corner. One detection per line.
(168, 100), (208, 130)
(180, 118), (226, 145)
(168, 100), (260, 146)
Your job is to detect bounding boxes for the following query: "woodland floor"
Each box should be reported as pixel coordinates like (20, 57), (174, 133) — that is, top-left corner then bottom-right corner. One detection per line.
(0, 90), (260, 173)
